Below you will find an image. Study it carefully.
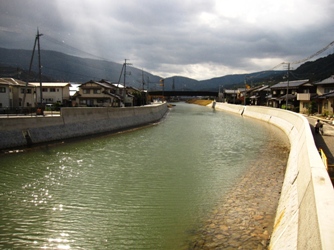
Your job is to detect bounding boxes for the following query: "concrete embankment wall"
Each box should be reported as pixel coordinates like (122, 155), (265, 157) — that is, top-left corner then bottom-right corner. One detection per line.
(0, 104), (168, 150)
(213, 102), (334, 250)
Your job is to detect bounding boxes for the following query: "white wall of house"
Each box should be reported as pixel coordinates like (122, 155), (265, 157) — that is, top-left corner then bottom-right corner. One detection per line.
(18, 86), (35, 107)
(322, 99), (334, 115)
(0, 82), (35, 108)
(0, 85), (10, 107)
(77, 82), (116, 107)
(30, 83), (71, 104)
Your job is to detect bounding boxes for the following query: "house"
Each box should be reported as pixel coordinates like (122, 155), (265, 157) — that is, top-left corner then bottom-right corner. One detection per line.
(0, 78), (35, 108)
(222, 88), (245, 104)
(267, 79), (316, 112)
(74, 80), (122, 107)
(247, 85), (270, 106)
(29, 82), (72, 106)
(99, 79), (136, 107)
(126, 86), (145, 106)
(312, 75), (334, 115)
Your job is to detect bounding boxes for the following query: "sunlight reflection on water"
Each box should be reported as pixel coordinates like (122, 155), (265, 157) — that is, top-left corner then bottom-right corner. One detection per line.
(0, 103), (288, 249)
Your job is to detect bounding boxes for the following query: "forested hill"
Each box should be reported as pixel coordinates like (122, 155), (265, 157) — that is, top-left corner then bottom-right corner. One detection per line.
(292, 53), (334, 82)
(0, 47), (334, 91)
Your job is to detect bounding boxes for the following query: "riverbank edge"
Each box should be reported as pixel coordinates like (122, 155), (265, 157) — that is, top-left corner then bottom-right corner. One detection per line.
(210, 102), (334, 250)
(0, 103), (168, 151)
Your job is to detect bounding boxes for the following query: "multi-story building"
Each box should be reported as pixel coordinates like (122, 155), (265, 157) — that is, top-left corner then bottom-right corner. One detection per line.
(74, 80), (122, 107)
(247, 85), (270, 106)
(0, 78), (35, 108)
(312, 75), (334, 115)
(29, 82), (71, 106)
(267, 79), (316, 112)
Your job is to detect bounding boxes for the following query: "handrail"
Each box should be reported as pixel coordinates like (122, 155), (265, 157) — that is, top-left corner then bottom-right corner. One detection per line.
(319, 148), (328, 171)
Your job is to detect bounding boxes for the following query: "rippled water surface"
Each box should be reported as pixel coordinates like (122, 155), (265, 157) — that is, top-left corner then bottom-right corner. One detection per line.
(0, 103), (286, 249)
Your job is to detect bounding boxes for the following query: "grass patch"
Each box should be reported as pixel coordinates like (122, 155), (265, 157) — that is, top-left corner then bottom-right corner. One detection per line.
(186, 99), (213, 106)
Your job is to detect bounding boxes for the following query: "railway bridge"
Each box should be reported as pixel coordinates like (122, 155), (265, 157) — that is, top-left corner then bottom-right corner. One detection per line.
(148, 90), (218, 97)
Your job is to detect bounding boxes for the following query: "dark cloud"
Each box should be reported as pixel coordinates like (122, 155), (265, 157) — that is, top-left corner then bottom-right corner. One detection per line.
(1, 0), (334, 80)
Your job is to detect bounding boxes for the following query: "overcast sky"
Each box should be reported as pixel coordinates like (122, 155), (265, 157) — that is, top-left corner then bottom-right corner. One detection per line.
(1, 0), (334, 80)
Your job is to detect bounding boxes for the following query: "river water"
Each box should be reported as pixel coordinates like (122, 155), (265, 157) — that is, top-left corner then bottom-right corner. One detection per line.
(0, 102), (287, 249)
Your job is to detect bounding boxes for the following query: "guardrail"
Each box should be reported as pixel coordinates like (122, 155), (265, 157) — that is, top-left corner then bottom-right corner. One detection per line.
(319, 148), (328, 171)
(0, 107), (61, 117)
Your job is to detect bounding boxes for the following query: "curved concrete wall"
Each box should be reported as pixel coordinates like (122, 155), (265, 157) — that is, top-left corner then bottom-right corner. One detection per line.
(213, 102), (334, 250)
(0, 104), (168, 150)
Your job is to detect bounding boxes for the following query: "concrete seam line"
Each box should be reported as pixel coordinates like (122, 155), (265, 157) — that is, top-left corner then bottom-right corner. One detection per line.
(270, 210), (299, 250)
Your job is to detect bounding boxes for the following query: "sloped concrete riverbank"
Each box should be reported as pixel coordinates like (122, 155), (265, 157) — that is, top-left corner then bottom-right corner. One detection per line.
(186, 122), (289, 249)
(200, 102), (334, 250)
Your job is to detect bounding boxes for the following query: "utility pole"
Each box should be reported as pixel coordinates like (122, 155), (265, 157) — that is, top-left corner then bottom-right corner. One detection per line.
(244, 77), (247, 105)
(22, 29), (43, 108)
(123, 59), (127, 103)
(122, 59), (131, 106)
(141, 69), (145, 105)
(285, 63), (290, 110)
(37, 29), (43, 106)
(160, 78), (165, 101)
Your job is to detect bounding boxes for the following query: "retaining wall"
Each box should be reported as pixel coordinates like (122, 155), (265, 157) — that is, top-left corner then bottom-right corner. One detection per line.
(0, 104), (168, 150)
(213, 102), (334, 250)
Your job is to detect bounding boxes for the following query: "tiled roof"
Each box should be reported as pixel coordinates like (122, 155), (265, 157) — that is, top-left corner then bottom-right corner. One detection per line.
(315, 75), (334, 85)
(29, 82), (71, 87)
(271, 79), (309, 88)
(253, 85), (269, 92)
(0, 78), (26, 86)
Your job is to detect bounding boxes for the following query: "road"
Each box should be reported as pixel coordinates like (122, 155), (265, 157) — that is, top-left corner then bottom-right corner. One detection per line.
(304, 115), (334, 166)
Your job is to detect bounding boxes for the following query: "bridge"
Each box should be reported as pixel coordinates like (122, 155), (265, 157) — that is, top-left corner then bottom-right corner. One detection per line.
(148, 90), (218, 97)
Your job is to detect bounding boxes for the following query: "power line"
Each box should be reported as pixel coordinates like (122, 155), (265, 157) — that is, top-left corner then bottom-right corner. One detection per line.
(290, 40), (334, 65)
(43, 34), (111, 62)
(248, 40), (334, 82)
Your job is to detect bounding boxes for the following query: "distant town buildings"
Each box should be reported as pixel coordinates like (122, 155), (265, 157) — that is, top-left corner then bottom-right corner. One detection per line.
(1, 76), (334, 116)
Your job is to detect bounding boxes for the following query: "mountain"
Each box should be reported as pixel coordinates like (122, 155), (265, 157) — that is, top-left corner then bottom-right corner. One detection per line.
(0, 47), (162, 89)
(1, 47), (334, 91)
(292, 53), (334, 82)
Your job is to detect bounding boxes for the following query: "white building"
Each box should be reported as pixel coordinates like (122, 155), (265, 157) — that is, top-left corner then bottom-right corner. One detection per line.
(29, 82), (71, 105)
(0, 78), (35, 108)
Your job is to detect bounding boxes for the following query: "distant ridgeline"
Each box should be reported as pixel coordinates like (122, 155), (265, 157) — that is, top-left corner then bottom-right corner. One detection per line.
(1, 47), (334, 91)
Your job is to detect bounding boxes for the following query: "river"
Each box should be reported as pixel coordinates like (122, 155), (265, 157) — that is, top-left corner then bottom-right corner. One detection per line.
(0, 102), (288, 249)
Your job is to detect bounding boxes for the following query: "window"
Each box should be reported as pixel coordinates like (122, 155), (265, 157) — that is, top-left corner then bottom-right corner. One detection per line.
(42, 88), (48, 92)
(83, 89), (90, 94)
(0, 87), (6, 93)
(21, 88), (32, 94)
(273, 91), (276, 95)
(50, 88), (56, 92)
(324, 87), (334, 93)
(94, 89), (101, 94)
(280, 90), (285, 94)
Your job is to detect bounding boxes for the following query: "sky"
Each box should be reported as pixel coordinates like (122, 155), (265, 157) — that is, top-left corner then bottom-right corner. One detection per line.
(1, 0), (334, 80)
